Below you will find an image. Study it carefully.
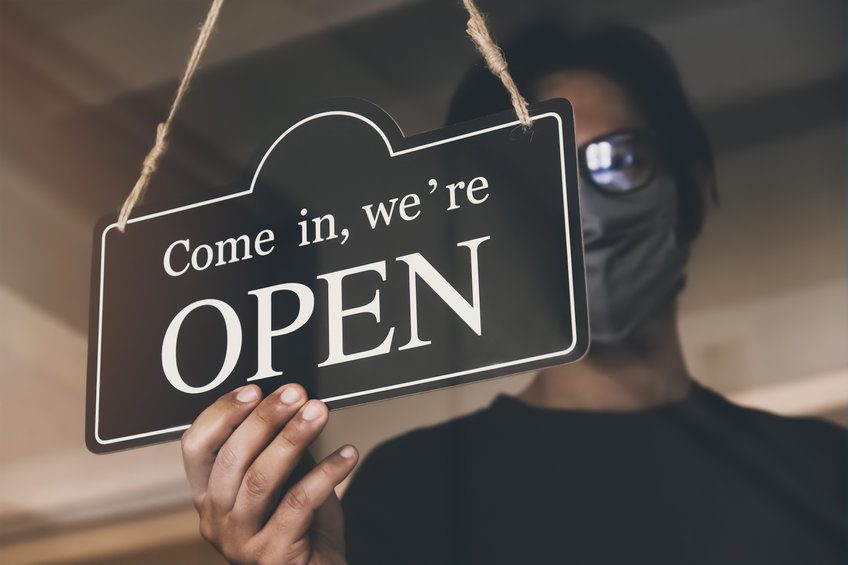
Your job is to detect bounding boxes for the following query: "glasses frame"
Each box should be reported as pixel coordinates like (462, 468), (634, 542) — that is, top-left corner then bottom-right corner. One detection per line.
(577, 128), (660, 195)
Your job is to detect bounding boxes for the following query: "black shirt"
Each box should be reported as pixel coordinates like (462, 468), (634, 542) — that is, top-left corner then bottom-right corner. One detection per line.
(342, 383), (847, 563)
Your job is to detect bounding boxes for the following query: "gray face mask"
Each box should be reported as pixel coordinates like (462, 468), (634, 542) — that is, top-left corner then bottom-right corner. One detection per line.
(579, 175), (689, 344)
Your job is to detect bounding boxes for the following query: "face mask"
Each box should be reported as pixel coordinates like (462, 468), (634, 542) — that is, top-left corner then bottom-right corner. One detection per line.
(578, 173), (689, 344)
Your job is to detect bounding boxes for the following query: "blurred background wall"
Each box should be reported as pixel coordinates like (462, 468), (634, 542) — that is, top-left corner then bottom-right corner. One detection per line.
(1, 0), (845, 562)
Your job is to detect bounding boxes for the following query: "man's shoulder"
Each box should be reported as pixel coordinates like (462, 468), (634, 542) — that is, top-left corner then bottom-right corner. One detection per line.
(702, 384), (846, 446)
(361, 404), (496, 470)
(693, 385), (847, 485)
(341, 404), (496, 523)
(360, 386), (847, 468)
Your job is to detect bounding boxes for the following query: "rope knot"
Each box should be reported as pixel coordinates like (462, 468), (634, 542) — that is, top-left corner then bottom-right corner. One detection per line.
(461, 0), (532, 130)
(116, 0), (224, 232)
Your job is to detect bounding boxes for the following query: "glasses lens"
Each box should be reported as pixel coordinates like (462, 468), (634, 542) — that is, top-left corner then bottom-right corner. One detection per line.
(583, 132), (656, 193)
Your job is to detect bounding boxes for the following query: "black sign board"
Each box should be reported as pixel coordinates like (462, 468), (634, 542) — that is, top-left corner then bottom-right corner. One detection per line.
(86, 99), (587, 453)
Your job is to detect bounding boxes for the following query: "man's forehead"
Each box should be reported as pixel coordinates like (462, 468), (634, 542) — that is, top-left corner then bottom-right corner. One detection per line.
(532, 70), (646, 145)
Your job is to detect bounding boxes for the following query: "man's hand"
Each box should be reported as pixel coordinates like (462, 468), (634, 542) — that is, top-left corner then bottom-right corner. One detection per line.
(181, 384), (358, 565)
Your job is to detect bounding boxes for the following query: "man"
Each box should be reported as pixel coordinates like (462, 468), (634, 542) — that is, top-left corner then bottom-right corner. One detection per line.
(181, 21), (847, 564)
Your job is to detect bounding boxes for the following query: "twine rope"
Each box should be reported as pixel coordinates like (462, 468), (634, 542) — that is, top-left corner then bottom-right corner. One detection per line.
(116, 0), (529, 230)
(116, 0), (224, 232)
(461, 0), (532, 130)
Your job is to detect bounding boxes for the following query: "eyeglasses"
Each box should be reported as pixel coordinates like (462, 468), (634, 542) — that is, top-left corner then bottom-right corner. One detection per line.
(578, 129), (659, 194)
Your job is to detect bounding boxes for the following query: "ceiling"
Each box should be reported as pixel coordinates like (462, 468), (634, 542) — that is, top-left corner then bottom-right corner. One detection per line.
(2, 0), (845, 333)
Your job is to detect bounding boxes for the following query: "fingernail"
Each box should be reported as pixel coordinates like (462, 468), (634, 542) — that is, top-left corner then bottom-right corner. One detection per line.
(301, 401), (324, 421)
(340, 445), (357, 459)
(236, 386), (259, 403)
(280, 386), (301, 405)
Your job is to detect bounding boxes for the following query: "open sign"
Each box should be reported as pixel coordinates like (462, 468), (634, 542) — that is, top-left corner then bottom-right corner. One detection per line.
(86, 99), (587, 453)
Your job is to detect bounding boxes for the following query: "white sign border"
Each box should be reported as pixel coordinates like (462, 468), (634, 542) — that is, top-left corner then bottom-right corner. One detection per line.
(93, 109), (579, 446)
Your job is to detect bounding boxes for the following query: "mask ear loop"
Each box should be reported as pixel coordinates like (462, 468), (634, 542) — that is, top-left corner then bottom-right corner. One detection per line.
(116, 0), (530, 231)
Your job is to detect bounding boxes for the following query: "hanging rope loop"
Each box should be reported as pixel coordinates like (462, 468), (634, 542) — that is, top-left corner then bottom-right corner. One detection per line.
(116, 0), (224, 232)
(116, 0), (530, 231)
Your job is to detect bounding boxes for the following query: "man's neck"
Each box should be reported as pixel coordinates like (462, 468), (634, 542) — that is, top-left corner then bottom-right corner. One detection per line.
(518, 309), (693, 411)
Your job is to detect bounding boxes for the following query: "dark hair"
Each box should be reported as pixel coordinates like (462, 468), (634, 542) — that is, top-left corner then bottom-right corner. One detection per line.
(447, 20), (716, 240)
